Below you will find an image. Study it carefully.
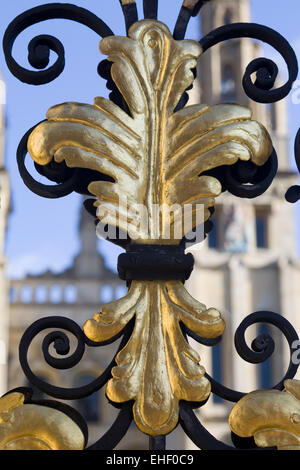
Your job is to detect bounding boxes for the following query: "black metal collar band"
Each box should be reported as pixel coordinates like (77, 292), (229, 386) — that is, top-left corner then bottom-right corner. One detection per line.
(117, 245), (194, 282)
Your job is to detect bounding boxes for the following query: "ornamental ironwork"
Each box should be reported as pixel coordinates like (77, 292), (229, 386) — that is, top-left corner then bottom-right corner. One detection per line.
(1, 0), (300, 451)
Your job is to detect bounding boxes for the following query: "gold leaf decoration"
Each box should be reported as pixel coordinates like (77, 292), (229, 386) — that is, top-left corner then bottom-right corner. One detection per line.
(229, 379), (300, 450)
(84, 280), (224, 435)
(27, 19), (273, 436)
(183, 0), (203, 10)
(28, 19), (272, 244)
(0, 392), (85, 450)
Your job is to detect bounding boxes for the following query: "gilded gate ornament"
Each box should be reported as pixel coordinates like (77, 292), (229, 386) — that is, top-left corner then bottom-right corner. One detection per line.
(229, 380), (300, 450)
(27, 19), (272, 435)
(0, 392), (85, 450)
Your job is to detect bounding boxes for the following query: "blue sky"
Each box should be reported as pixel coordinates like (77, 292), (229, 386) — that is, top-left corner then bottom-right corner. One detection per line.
(1, 0), (300, 279)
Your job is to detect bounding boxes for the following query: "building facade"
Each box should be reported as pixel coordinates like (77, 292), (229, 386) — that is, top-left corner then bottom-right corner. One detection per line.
(186, 0), (300, 445)
(6, 0), (300, 449)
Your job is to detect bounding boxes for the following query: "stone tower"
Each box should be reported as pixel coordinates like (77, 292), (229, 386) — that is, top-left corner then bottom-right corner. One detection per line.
(186, 0), (300, 444)
(0, 74), (10, 397)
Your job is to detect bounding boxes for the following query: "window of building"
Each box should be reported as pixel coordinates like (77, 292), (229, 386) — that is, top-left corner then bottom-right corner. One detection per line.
(221, 64), (237, 102)
(49, 284), (62, 304)
(64, 284), (77, 304)
(20, 285), (32, 303)
(9, 286), (17, 303)
(270, 103), (277, 131)
(100, 285), (113, 303)
(223, 9), (233, 25)
(115, 284), (127, 299)
(212, 343), (223, 404)
(35, 285), (47, 304)
(75, 374), (100, 423)
(255, 208), (269, 249)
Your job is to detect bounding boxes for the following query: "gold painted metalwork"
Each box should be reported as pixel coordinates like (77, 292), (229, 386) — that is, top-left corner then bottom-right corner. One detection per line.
(183, 0), (203, 10)
(84, 280), (224, 435)
(0, 392), (85, 450)
(27, 19), (272, 435)
(229, 379), (300, 450)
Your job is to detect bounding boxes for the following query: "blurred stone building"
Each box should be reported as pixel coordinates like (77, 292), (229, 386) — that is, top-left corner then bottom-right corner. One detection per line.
(8, 204), (151, 449)
(186, 0), (300, 445)
(0, 73), (10, 398)
(5, 0), (300, 450)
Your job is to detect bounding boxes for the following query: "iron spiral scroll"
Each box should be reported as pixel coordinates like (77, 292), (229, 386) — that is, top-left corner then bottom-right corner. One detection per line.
(17, 309), (300, 450)
(2, 0), (300, 451)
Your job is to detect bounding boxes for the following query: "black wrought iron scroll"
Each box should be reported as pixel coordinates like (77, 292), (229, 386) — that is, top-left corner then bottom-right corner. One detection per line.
(3, 0), (300, 451)
(9, 2), (298, 203)
(17, 308), (300, 450)
(18, 315), (135, 450)
(200, 23), (298, 104)
(178, 311), (300, 451)
(286, 129), (300, 203)
(3, 3), (114, 85)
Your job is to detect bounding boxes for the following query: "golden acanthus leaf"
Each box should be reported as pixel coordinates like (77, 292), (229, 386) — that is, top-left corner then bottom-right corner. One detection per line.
(26, 19), (273, 436)
(27, 19), (272, 243)
(229, 379), (300, 450)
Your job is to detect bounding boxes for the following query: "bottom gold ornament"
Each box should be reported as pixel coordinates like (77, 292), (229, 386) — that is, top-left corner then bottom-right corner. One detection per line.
(84, 280), (225, 435)
(0, 392), (85, 450)
(229, 379), (300, 450)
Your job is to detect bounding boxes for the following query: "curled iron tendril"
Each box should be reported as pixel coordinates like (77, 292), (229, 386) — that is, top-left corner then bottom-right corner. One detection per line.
(19, 316), (133, 400)
(201, 148), (278, 200)
(17, 314), (164, 450)
(192, 311), (300, 403)
(179, 402), (272, 450)
(286, 128), (300, 203)
(179, 402), (235, 450)
(225, 148), (278, 199)
(200, 23), (298, 103)
(177, 311), (300, 450)
(3, 3), (114, 85)
(17, 122), (79, 198)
